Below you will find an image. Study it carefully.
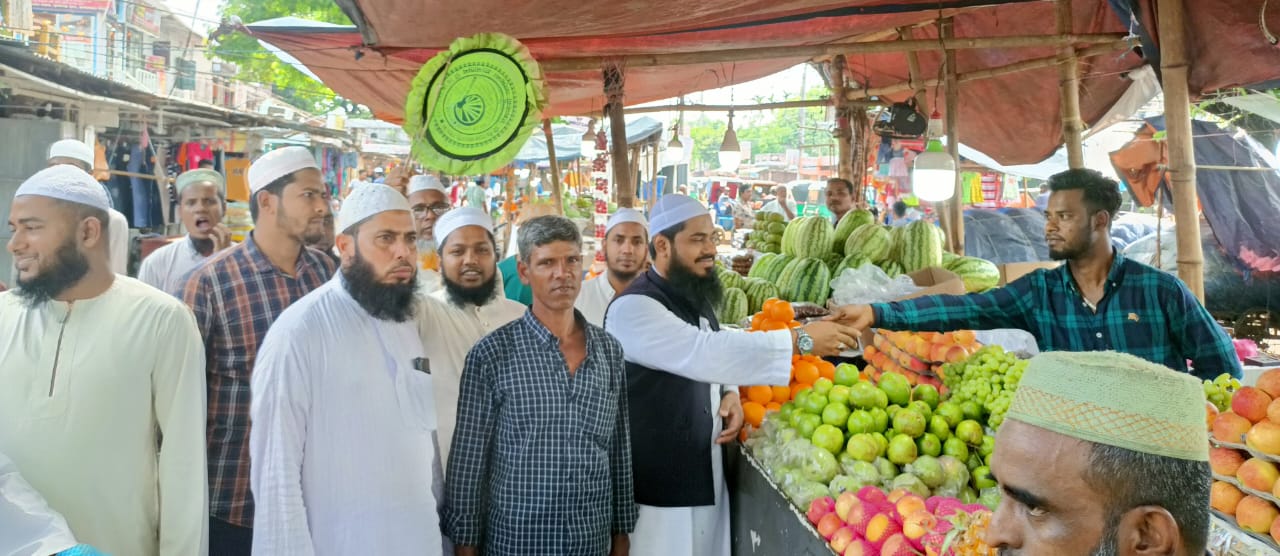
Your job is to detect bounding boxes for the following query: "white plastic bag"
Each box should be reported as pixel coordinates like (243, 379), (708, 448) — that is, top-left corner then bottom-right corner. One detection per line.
(0, 452), (78, 556)
(830, 264), (922, 306)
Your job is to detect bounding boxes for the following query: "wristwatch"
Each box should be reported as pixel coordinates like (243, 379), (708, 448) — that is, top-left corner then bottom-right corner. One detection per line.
(796, 328), (814, 355)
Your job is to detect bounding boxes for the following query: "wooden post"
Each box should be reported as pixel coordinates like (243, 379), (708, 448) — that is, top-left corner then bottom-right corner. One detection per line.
(542, 119), (564, 215)
(1158, 0), (1205, 300)
(849, 107), (871, 205)
(1057, 0), (1085, 168)
(899, 27), (930, 114)
(943, 19), (964, 255)
(830, 55), (854, 183)
(649, 138), (660, 208)
(604, 66), (634, 208)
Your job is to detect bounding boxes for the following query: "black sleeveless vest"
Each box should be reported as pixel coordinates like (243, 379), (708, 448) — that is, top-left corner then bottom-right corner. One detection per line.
(607, 268), (721, 507)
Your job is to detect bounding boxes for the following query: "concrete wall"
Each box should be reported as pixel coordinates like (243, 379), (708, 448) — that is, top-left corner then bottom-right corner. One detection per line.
(0, 118), (71, 278)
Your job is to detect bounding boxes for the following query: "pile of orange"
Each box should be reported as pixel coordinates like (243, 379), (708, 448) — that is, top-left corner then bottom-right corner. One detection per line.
(739, 298), (838, 431)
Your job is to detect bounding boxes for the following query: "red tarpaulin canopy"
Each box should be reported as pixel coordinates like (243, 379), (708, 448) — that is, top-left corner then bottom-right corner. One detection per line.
(247, 0), (1280, 165)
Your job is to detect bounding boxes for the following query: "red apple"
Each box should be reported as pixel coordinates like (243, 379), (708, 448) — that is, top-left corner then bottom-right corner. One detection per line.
(808, 496), (835, 525)
(829, 526), (858, 553)
(1233, 387), (1273, 423)
(836, 491), (862, 522)
(818, 513), (844, 540)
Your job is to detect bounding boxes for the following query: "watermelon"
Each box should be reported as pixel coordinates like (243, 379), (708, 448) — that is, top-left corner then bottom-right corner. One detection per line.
(833, 209), (876, 254)
(780, 257), (832, 305)
(844, 224), (893, 264)
(888, 225), (908, 262)
(783, 216), (835, 259)
(763, 254), (795, 282)
(880, 260), (904, 277)
(824, 252), (845, 275)
(749, 253), (778, 279)
(940, 250), (959, 266)
(775, 258), (807, 291)
(838, 253), (871, 274)
(767, 221), (786, 235)
(717, 287), (749, 324)
(743, 278), (780, 314)
(718, 268), (746, 290)
(945, 256), (1001, 292)
(898, 221), (945, 273)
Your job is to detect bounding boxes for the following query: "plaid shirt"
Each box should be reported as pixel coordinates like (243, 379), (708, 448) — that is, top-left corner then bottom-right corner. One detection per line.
(873, 252), (1242, 380)
(445, 311), (637, 554)
(180, 234), (335, 526)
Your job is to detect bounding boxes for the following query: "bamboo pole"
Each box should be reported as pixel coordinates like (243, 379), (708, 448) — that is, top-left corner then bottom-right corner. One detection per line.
(850, 106), (871, 206)
(540, 33), (1127, 72)
(1058, 0), (1085, 168)
(604, 66), (635, 208)
(943, 19), (965, 255)
(617, 98), (880, 115)
(649, 138), (660, 208)
(1158, 0), (1205, 301)
(899, 27), (929, 114)
(848, 40), (1133, 100)
(830, 55), (854, 182)
(542, 119), (564, 215)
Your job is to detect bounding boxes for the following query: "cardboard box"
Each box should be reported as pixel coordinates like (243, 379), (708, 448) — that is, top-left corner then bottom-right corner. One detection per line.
(998, 261), (1061, 285)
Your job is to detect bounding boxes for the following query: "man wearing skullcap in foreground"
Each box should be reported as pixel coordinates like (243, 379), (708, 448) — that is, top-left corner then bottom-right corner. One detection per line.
(251, 183), (445, 554)
(408, 173), (452, 293)
(179, 146), (335, 554)
(0, 165), (208, 555)
(987, 351), (1211, 556)
(575, 208), (649, 327)
(137, 168), (231, 293)
(46, 139), (130, 275)
(605, 194), (859, 556)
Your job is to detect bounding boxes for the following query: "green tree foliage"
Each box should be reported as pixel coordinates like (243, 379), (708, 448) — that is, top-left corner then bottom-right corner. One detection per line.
(211, 0), (354, 114)
(686, 87), (833, 170)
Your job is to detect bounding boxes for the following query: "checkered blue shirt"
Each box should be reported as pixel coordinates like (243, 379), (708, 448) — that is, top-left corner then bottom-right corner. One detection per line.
(445, 310), (637, 554)
(872, 252), (1242, 380)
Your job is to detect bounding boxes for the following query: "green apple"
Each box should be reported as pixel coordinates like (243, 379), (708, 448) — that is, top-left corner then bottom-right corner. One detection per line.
(907, 400), (933, 422)
(822, 402), (851, 428)
(844, 433), (879, 462)
(943, 436), (970, 461)
(802, 393), (829, 415)
(848, 382), (879, 409)
(834, 363), (860, 386)
(878, 372), (912, 406)
(828, 385), (852, 406)
(887, 434), (919, 465)
(955, 420), (985, 446)
(812, 424), (845, 455)
(796, 413), (822, 439)
(846, 410), (874, 435)
(912, 384), (940, 409)
(813, 377), (834, 396)
(928, 415), (952, 441)
(867, 407), (889, 433)
(917, 433), (942, 457)
(972, 466), (997, 489)
(892, 409), (927, 438)
(935, 402), (964, 428)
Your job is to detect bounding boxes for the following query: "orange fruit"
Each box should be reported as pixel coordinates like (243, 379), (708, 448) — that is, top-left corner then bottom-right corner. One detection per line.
(771, 385), (791, 404)
(789, 320), (803, 329)
(766, 401), (782, 412)
(817, 360), (836, 381)
(750, 313), (766, 330)
(792, 354), (801, 364)
(743, 401), (766, 428)
(769, 301), (795, 323)
(746, 385), (774, 405)
(760, 320), (788, 331)
(794, 361), (820, 385)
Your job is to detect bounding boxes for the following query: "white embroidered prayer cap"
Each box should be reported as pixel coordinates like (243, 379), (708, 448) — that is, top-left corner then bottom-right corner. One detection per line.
(47, 139), (94, 167)
(606, 208), (648, 236)
(649, 194), (709, 236)
(248, 146), (318, 193)
(337, 183), (411, 234)
(434, 207), (493, 248)
(409, 174), (447, 195)
(15, 165), (112, 212)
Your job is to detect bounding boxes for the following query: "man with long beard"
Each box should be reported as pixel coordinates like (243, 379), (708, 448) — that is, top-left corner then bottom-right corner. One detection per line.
(986, 351), (1210, 556)
(415, 207), (525, 466)
(0, 165), (207, 555)
(408, 173), (452, 294)
(180, 146), (336, 554)
(250, 183), (445, 554)
(826, 168), (1240, 380)
(605, 194), (858, 556)
(138, 168), (231, 293)
(576, 208), (648, 327)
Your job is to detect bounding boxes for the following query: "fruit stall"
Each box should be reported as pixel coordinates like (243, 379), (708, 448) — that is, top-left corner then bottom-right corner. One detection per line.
(722, 210), (1279, 555)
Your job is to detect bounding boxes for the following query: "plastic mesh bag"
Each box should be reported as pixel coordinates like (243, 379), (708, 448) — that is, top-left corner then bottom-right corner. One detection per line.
(831, 264), (921, 306)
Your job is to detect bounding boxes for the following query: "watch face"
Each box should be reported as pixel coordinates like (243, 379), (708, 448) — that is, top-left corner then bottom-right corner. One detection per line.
(799, 334), (814, 352)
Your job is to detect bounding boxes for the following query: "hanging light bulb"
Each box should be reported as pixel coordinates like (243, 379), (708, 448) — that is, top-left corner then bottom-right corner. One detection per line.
(664, 118), (684, 166)
(718, 110), (742, 172)
(580, 118), (597, 160)
(913, 111), (956, 202)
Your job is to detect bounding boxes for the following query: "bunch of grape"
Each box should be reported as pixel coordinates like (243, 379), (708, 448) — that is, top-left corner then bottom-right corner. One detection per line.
(942, 345), (1028, 430)
(1203, 373), (1242, 412)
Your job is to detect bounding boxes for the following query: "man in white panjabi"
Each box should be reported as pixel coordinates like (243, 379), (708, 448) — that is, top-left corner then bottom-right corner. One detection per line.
(414, 207), (525, 467)
(46, 139), (130, 275)
(137, 168), (232, 293)
(0, 165), (208, 556)
(250, 183), (445, 555)
(408, 173), (452, 294)
(575, 208), (648, 327)
(605, 194), (858, 556)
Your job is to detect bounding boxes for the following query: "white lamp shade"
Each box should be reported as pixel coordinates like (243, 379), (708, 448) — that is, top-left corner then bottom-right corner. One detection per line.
(913, 149), (957, 202)
(580, 140), (597, 160)
(663, 145), (683, 166)
(718, 150), (742, 172)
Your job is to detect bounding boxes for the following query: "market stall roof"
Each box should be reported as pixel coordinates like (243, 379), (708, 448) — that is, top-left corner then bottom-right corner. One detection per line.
(247, 0), (1280, 165)
(514, 117), (663, 163)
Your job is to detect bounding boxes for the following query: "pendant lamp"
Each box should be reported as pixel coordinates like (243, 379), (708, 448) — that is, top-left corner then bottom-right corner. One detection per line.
(913, 111), (956, 202)
(580, 119), (597, 160)
(718, 110), (742, 172)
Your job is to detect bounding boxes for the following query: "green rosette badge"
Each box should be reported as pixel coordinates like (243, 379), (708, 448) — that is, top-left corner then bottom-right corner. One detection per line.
(404, 33), (548, 175)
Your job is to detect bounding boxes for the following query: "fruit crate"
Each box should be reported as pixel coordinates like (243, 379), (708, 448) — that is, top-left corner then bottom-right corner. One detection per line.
(1209, 512), (1280, 555)
(727, 446), (837, 555)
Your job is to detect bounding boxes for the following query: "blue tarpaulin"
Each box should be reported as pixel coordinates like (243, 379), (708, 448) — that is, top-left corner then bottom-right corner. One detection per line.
(513, 117), (663, 163)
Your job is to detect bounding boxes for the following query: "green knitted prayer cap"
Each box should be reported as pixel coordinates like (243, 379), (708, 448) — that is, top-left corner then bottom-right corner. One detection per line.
(1006, 351), (1209, 462)
(176, 169), (225, 195)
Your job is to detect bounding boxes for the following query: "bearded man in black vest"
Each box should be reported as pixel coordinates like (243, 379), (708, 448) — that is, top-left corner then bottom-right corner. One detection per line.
(605, 194), (858, 556)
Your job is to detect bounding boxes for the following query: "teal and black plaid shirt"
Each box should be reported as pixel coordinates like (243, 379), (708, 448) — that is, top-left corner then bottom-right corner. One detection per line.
(873, 252), (1242, 380)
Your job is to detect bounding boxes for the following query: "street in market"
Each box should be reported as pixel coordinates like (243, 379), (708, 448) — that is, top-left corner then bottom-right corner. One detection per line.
(2, 0), (1280, 555)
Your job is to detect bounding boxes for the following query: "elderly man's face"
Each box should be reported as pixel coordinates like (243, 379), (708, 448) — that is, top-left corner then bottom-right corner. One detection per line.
(987, 420), (1112, 555)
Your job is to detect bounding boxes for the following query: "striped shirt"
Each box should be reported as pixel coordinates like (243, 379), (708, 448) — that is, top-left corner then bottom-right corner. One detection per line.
(445, 310), (637, 554)
(872, 251), (1242, 380)
(180, 233), (335, 526)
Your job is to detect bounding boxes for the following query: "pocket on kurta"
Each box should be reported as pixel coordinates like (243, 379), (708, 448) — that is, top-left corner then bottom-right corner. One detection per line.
(397, 369), (438, 431)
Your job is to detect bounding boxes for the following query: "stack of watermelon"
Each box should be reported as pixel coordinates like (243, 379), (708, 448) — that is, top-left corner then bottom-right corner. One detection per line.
(747, 212), (787, 253)
(837, 219), (1002, 292)
(719, 266), (781, 317)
